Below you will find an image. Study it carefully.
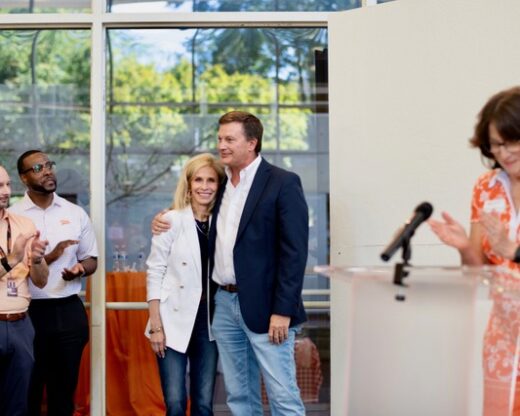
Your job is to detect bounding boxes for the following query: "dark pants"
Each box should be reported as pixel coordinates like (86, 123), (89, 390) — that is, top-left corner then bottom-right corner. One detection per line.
(28, 295), (89, 416)
(157, 301), (218, 416)
(0, 316), (35, 416)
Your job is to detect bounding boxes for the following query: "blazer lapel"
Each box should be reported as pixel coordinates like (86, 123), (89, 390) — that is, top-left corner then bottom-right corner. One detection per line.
(235, 158), (271, 242)
(181, 207), (202, 280)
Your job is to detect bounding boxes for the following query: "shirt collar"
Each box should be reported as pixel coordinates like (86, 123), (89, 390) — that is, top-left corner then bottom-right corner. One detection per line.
(489, 169), (508, 189)
(19, 192), (60, 211)
(0, 210), (8, 221)
(224, 154), (262, 183)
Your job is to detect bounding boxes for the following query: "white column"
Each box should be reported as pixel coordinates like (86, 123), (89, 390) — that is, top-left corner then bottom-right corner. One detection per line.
(89, 0), (106, 414)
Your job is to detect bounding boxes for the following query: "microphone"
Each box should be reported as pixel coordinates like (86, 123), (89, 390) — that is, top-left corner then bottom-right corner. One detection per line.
(380, 202), (433, 262)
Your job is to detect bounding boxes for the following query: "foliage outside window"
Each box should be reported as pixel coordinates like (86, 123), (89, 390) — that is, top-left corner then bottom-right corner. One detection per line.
(0, 0), (360, 13)
(0, 1), (89, 13)
(108, 0), (359, 13)
(0, 30), (90, 200)
(104, 28), (329, 290)
(106, 28), (327, 204)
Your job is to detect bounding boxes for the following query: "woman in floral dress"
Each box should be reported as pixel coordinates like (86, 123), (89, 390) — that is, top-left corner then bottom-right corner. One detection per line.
(430, 86), (520, 415)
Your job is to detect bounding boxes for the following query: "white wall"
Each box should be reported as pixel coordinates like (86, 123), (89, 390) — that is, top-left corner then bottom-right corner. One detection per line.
(329, 0), (520, 413)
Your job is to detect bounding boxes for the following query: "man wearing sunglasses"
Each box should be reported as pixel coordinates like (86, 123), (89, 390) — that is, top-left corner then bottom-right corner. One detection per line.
(0, 164), (49, 416)
(9, 150), (98, 416)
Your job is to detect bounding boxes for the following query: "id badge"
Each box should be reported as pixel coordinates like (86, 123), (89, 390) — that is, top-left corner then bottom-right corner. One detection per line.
(6, 278), (18, 297)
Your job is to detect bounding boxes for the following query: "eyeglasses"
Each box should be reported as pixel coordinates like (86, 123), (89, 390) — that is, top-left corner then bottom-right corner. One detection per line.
(22, 161), (56, 174)
(489, 140), (520, 154)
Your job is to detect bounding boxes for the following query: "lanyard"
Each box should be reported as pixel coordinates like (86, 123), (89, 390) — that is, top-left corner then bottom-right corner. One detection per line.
(0, 217), (12, 258)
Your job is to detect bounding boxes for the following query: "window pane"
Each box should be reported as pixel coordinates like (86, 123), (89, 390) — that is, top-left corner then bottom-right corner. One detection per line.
(109, 0), (359, 12)
(0, 1), (90, 13)
(0, 29), (91, 198)
(106, 27), (329, 269)
(0, 28), (91, 409)
(106, 27), (330, 412)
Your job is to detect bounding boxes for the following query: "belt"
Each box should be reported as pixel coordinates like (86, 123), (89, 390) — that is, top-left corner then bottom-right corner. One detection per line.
(0, 312), (26, 322)
(220, 284), (238, 293)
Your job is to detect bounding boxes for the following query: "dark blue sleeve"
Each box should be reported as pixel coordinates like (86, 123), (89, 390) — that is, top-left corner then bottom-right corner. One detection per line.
(272, 172), (309, 317)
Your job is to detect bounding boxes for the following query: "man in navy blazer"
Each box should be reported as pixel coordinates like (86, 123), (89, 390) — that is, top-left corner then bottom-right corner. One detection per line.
(209, 111), (308, 416)
(152, 111), (308, 415)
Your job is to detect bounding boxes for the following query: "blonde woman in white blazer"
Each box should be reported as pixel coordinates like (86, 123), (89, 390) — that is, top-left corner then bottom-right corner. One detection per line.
(145, 153), (224, 416)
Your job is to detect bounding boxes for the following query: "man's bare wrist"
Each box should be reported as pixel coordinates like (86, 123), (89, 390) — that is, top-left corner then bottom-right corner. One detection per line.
(44, 252), (57, 264)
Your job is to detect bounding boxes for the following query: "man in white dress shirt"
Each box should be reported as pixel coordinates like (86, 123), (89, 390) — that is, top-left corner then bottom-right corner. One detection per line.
(208, 111), (308, 416)
(10, 150), (98, 416)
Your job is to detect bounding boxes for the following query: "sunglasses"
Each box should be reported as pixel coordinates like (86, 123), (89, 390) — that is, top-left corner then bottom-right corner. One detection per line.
(22, 161), (56, 174)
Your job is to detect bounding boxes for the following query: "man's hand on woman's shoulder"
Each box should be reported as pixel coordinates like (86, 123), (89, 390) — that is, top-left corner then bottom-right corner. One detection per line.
(151, 209), (171, 235)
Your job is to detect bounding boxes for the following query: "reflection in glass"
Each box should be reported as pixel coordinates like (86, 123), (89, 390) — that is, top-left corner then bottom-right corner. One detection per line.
(0, 0), (89, 13)
(106, 27), (330, 411)
(108, 0), (359, 13)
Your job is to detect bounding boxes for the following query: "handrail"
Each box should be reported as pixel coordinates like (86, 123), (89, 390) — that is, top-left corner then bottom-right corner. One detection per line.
(101, 300), (330, 310)
(82, 289), (331, 310)
(81, 288), (330, 297)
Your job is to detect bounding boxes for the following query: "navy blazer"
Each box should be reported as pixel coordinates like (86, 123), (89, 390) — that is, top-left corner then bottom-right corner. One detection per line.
(209, 158), (308, 334)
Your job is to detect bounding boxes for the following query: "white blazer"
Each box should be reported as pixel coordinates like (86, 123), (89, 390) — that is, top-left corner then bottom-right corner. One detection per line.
(144, 207), (213, 353)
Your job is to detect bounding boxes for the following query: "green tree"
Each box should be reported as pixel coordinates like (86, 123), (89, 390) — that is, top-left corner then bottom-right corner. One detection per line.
(0, 30), (90, 162)
(164, 0), (359, 12)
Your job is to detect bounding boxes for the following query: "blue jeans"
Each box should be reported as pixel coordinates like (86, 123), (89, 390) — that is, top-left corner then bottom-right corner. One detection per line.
(157, 301), (218, 416)
(212, 289), (305, 416)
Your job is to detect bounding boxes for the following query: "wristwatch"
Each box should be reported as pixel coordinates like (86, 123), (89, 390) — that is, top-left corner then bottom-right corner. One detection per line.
(514, 246), (520, 263)
(149, 326), (163, 335)
(1, 257), (12, 272)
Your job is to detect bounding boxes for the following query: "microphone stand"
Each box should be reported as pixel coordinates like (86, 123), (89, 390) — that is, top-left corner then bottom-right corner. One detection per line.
(393, 235), (411, 301)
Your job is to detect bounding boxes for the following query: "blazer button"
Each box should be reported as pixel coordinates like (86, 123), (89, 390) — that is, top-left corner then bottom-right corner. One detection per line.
(182, 262), (187, 266)
(180, 285), (184, 289)
(174, 307), (179, 311)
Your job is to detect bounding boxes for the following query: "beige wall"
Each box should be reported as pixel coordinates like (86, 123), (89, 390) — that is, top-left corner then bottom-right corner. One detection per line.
(329, 0), (520, 413)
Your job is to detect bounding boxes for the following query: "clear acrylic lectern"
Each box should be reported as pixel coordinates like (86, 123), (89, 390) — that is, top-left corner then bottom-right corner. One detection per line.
(315, 265), (520, 416)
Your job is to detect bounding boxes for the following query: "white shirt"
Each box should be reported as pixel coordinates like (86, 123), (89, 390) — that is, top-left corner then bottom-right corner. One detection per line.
(9, 193), (98, 299)
(212, 155), (262, 285)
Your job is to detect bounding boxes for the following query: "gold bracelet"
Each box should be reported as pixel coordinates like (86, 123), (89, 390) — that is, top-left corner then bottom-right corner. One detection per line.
(148, 326), (163, 335)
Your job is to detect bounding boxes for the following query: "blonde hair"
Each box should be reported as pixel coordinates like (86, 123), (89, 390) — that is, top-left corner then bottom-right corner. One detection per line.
(172, 153), (225, 211)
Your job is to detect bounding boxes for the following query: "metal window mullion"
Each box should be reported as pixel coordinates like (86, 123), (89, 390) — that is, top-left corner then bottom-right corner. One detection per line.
(90, 0), (106, 414)
(101, 11), (328, 27)
(0, 13), (93, 28)
(103, 301), (331, 310)
(0, 11), (328, 29)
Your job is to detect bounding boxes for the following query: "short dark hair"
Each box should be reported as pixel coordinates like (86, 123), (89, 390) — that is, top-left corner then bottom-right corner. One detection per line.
(17, 150), (44, 174)
(471, 86), (520, 168)
(218, 111), (263, 153)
